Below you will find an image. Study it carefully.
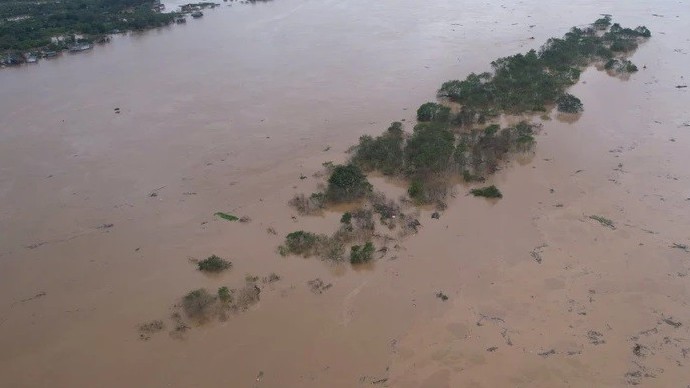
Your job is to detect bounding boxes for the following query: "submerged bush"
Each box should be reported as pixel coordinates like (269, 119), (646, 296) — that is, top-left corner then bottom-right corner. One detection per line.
(217, 286), (232, 303)
(326, 164), (372, 202)
(593, 15), (612, 30)
(556, 93), (583, 113)
(470, 185), (503, 198)
(279, 231), (324, 257)
(198, 255), (232, 272)
(350, 241), (375, 264)
(182, 289), (217, 321)
(288, 192), (325, 215)
(604, 58), (638, 74)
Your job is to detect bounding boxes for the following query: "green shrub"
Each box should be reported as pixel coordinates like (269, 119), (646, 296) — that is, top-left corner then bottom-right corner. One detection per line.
(593, 15), (612, 30)
(470, 185), (503, 198)
(279, 231), (323, 257)
(350, 242), (375, 264)
(340, 212), (352, 224)
(408, 180), (425, 202)
(604, 58), (638, 74)
(326, 164), (372, 202)
(218, 286), (232, 303)
(198, 255), (232, 272)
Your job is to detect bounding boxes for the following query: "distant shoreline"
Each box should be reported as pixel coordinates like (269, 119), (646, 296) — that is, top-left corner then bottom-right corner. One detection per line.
(0, 0), (233, 68)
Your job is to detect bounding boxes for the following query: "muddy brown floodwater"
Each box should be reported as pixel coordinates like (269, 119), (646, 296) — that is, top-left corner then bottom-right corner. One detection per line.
(1, 0), (690, 387)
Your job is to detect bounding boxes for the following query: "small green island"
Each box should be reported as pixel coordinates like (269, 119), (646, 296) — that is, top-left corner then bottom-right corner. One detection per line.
(280, 16), (650, 263)
(0, 0), (225, 66)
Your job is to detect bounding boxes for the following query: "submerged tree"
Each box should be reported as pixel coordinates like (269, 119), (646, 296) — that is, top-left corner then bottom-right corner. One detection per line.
(326, 164), (372, 203)
(352, 122), (405, 175)
(556, 93), (584, 113)
(416, 102), (451, 122)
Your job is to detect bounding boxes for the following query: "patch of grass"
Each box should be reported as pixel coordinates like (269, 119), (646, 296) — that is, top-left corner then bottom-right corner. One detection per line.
(590, 215), (615, 229)
(470, 185), (503, 198)
(350, 241), (375, 264)
(197, 255), (232, 272)
(214, 212), (239, 221)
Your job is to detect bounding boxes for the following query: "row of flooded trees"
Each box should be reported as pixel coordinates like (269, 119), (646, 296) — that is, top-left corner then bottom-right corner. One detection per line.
(280, 16), (651, 262)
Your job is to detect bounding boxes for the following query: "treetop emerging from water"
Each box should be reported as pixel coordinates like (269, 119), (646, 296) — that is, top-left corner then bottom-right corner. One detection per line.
(438, 16), (650, 114)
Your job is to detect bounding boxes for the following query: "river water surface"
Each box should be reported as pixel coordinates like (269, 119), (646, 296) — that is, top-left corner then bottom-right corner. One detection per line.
(1, 0), (689, 386)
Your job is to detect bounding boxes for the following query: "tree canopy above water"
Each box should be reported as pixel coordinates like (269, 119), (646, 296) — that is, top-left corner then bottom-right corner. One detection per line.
(0, 0), (177, 53)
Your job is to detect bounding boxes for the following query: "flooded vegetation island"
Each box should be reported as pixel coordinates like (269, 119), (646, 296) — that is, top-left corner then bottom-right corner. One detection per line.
(349, 16), (649, 207)
(0, 0), (176, 63)
(0, 0), (231, 65)
(276, 16), (651, 266)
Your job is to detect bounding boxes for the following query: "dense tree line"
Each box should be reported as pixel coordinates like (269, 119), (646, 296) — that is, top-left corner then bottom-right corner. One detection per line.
(0, 0), (176, 53)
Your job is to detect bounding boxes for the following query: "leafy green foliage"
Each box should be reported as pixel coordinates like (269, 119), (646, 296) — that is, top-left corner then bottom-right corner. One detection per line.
(217, 286), (232, 303)
(215, 212), (239, 221)
(352, 122), (404, 175)
(279, 231), (323, 257)
(408, 180), (425, 202)
(405, 125), (455, 173)
(593, 15), (612, 30)
(279, 230), (346, 260)
(438, 19), (650, 114)
(417, 102), (451, 122)
(470, 185), (503, 198)
(340, 212), (352, 224)
(326, 164), (372, 202)
(556, 93), (584, 113)
(0, 0), (177, 53)
(604, 58), (638, 73)
(197, 255), (232, 272)
(350, 241), (375, 264)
